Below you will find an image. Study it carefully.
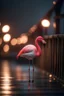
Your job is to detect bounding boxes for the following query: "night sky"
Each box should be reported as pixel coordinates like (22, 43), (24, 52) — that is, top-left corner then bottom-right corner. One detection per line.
(0, 0), (57, 37)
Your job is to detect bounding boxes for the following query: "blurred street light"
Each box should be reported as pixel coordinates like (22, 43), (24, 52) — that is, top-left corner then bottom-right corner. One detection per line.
(3, 44), (10, 52)
(49, 74), (52, 78)
(11, 38), (17, 46)
(53, 1), (56, 5)
(2, 25), (10, 33)
(20, 34), (28, 44)
(17, 37), (21, 45)
(41, 19), (50, 35)
(53, 22), (56, 28)
(29, 25), (37, 33)
(3, 34), (11, 42)
(17, 35), (28, 45)
(41, 19), (50, 27)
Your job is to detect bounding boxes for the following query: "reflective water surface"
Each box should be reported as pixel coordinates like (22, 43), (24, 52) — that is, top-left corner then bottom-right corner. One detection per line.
(0, 60), (64, 96)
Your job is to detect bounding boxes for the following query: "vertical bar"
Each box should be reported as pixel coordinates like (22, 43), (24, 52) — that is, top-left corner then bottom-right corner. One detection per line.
(60, 37), (63, 79)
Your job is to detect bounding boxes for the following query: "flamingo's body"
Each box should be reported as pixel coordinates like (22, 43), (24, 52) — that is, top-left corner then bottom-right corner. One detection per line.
(17, 44), (39, 60)
(17, 36), (46, 82)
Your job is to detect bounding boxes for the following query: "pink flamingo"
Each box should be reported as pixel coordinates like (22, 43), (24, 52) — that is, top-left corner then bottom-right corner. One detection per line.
(17, 36), (46, 82)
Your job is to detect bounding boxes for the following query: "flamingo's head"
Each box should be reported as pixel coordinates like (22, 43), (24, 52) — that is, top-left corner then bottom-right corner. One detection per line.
(36, 36), (46, 44)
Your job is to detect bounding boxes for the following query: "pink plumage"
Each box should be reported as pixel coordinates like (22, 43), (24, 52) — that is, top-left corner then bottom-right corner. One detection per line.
(17, 36), (46, 60)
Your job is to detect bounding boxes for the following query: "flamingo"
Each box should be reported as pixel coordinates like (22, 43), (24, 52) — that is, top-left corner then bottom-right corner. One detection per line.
(17, 36), (46, 82)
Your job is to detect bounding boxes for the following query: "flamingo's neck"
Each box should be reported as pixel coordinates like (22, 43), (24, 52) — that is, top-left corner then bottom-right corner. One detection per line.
(35, 39), (41, 56)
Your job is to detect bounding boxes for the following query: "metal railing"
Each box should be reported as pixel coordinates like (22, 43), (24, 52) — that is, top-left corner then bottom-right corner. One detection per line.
(35, 34), (64, 81)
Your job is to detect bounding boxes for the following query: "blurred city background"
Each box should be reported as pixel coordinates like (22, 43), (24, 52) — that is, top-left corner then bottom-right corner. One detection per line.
(0, 0), (64, 58)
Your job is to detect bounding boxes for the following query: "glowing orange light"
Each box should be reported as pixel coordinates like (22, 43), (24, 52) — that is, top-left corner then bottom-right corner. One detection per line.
(0, 38), (2, 45)
(3, 34), (11, 42)
(53, 22), (56, 28)
(17, 34), (28, 45)
(49, 74), (52, 78)
(11, 38), (17, 46)
(49, 79), (52, 82)
(41, 19), (50, 27)
(17, 37), (21, 45)
(3, 44), (10, 52)
(53, 78), (56, 80)
(2, 25), (10, 33)
(29, 25), (37, 33)
(20, 34), (28, 44)
(53, 1), (56, 5)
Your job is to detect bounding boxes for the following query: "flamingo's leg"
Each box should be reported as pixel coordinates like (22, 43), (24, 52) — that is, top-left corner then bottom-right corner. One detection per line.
(32, 59), (34, 83)
(28, 60), (30, 82)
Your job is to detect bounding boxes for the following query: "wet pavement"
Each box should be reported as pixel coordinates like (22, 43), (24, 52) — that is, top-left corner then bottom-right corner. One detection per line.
(0, 59), (64, 96)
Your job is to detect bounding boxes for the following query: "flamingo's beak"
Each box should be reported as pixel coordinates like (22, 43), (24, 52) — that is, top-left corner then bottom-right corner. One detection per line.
(42, 40), (46, 44)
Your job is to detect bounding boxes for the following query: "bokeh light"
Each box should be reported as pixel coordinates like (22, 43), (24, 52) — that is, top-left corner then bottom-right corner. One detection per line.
(0, 38), (2, 45)
(11, 38), (17, 46)
(3, 34), (11, 42)
(49, 79), (52, 82)
(53, 77), (56, 80)
(3, 44), (10, 52)
(53, 22), (56, 28)
(49, 74), (52, 78)
(17, 37), (21, 45)
(17, 34), (28, 44)
(53, 1), (56, 5)
(29, 25), (37, 33)
(41, 19), (50, 27)
(20, 34), (28, 44)
(2, 25), (10, 33)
